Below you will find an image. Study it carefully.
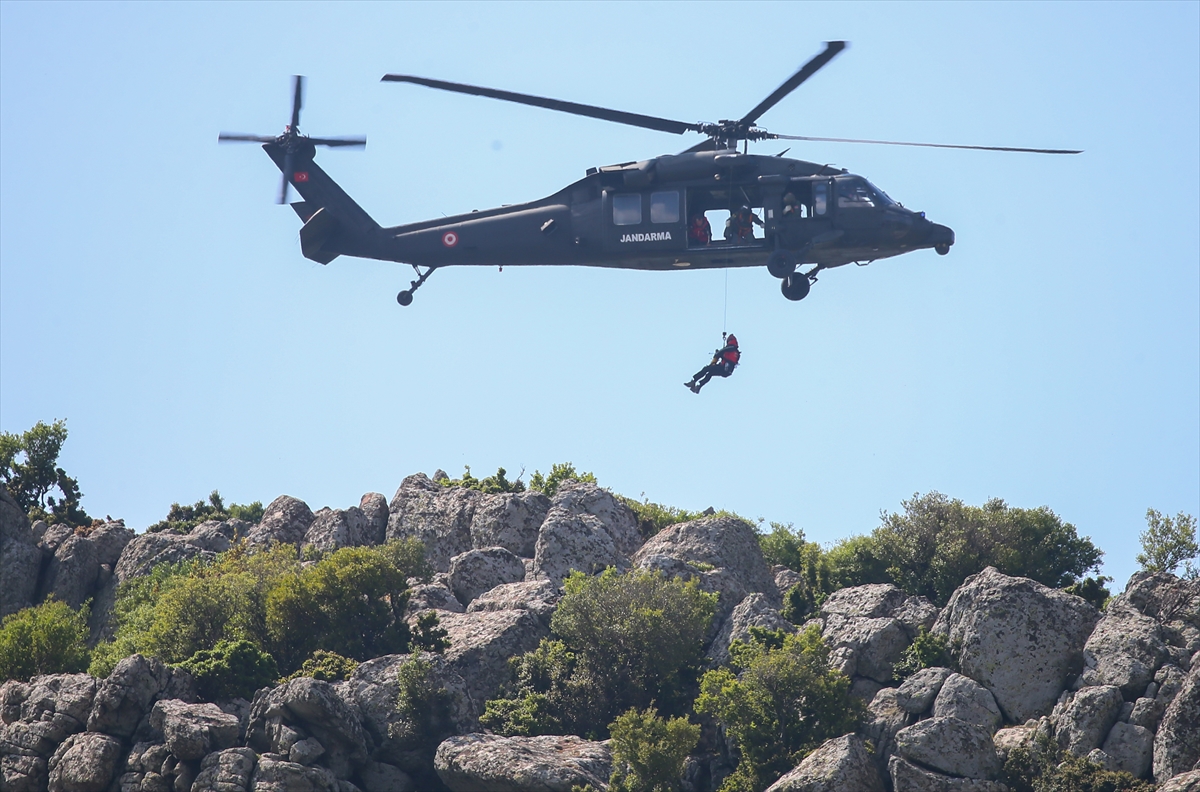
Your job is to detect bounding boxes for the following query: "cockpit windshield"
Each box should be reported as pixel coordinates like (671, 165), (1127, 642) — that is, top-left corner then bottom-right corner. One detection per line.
(836, 177), (896, 209)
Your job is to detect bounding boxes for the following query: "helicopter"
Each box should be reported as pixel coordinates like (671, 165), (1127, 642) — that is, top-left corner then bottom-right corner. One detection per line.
(219, 42), (1078, 306)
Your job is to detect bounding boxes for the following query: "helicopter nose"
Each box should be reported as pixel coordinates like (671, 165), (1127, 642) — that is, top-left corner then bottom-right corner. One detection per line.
(928, 223), (954, 255)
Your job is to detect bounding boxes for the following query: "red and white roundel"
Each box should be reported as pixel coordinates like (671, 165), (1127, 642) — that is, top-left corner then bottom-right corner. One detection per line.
(442, 231), (459, 247)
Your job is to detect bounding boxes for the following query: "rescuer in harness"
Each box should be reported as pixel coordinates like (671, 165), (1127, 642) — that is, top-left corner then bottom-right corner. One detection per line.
(724, 206), (764, 243)
(688, 213), (712, 246)
(685, 333), (740, 393)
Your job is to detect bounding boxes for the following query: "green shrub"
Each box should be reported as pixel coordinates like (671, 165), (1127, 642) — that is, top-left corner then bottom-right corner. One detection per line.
(411, 611), (450, 653)
(608, 706), (700, 792)
(1001, 738), (1154, 792)
(892, 626), (953, 681)
(442, 466), (526, 493)
(176, 638), (278, 701)
(1136, 509), (1198, 578)
(0, 419), (90, 527)
(0, 597), (91, 682)
(484, 569), (717, 739)
(621, 498), (708, 540)
(823, 534), (891, 591)
(1063, 576), (1113, 610)
(695, 625), (862, 792)
(147, 490), (264, 534)
(529, 462), (596, 497)
(284, 650), (359, 683)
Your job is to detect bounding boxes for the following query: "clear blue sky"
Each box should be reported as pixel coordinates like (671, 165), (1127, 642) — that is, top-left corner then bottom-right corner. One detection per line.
(2, 1), (1197, 589)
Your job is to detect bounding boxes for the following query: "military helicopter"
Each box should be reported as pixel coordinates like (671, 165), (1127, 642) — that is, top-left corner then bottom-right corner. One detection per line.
(219, 42), (1078, 306)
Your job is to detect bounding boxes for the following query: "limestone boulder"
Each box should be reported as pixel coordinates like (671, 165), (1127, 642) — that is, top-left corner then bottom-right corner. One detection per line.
(358, 760), (416, 792)
(148, 700), (239, 762)
(894, 716), (1000, 780)
(359, 492), (389, 546)
(820, 583), (938, 640)
(1100, 721), (1153, 779)
(246, 678), (370, 779)
(245, 495), (314, 547)
(434, 733), (611, 792)
(303, 506), (374, 552)
(709, 593), (795, 667)
(191, 746), (258, 792)
(469, 490), (551, 558)
(888, 755), (1008, 792)
(1, 674), (96, 756)
(1052, 684), (1123, 756)
(896, 667), (954, 715)
(821, 614), (908, 683)
(46, 731), (122, 792)
(0, 486), (40, 618)
(115, 741), (172, 792)
(932, 674), (1002, 732)
(404, 581), (465, 619)
(1154, 660), (1200, 783)
(1159, 770), (1200, 792)
(251, 754), (338, 792)
(764, 734), (883, 792)
(862, 687), (911, 772)
(933, 567), (1099, 723)
(1122, 572), (1200, 654)
(438, 609), (550, 713)
(992, 724), (1037, 764)
(87, 653), (192, 738)
(387, 474), (479, 572)
(114, 531), (217, 583)
(550, 481), (641, 557)
(467, 579), (559, 626)
(448, 547), (527, 606)
(775, 567), (804, 601)
(633, 516), (778, 621)
(1082, 598), (1168, 698)
(0, 752), (45, 792)
(533, 508), (622, 584)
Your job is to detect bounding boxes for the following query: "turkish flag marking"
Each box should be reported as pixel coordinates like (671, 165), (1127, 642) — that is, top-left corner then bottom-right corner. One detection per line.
(293, 172), (310, 183)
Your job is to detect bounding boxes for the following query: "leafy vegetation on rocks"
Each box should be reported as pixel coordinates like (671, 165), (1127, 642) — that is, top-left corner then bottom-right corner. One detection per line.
(1137, 508), (1198, 578)
(483, 568), (717, 739)
(695, 626), (862, 792)
(0, 419), (90, 526)
(283, 649), (359, 683)
(607, 705), (700, 792)
(1001, 736), (1155, 792)
(146, 489), (264, 534)
(438, 465), (527, 493)
(0, 596), (91, 681)
(891, 626), (954, 681)
(176, 638), (279, 701)
(529, 462), (597, 497)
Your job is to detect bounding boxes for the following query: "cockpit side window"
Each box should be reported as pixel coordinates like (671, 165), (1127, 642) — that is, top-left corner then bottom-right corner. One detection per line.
(837, 179), (877, 208)
(613, 194), (642, 226)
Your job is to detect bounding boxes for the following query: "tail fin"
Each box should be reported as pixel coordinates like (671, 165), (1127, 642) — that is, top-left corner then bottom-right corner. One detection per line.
(264, 143), (382, 264)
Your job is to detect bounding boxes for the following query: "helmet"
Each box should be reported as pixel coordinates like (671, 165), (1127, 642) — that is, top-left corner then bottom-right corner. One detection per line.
(740, 205), (750, 213)
(726, 334), (738, 346)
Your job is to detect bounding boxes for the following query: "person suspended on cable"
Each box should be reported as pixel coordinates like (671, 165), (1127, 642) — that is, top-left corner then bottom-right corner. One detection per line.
(724, 206), (763, 242)
(685, 333), (740, 393)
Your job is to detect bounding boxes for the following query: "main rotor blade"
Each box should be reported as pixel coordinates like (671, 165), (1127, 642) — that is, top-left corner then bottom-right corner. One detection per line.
(218, 133), (277, 143)
(771, 133), (1082, 154)
(291, 75), (304, 130)
(740, 41), (846, 126)
(382, 74), (702, 136)
(279, 149), (294, 204)
(309, 136), (367, 148)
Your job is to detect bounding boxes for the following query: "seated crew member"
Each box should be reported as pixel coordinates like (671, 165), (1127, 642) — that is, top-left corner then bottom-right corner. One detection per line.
(688, 213), (712, 245)
(782, 192), (800, 216)
(684, 334), (740, 393)
(724, 206), (764, 242)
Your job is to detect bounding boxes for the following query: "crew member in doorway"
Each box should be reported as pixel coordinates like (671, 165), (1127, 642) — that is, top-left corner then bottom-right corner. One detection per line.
(688, 213), (712, 245)
(724, 206), (763, 242)
(685, 334), (740, 393)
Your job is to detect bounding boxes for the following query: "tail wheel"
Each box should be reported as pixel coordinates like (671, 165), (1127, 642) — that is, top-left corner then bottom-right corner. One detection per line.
(766, 249), (797, 279)
(397, 290), (414, 306)
(781, 272), (811, 301)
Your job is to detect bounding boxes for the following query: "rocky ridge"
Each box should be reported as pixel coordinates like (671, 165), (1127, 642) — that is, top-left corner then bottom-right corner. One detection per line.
(2, 478), (1198, 791)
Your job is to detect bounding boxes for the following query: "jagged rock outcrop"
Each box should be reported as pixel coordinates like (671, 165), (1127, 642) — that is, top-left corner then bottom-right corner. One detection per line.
(434, 733), (611, 792)
(862, 687), (911, 774)
(246, 495), (315, 547)
(888, 755), (1008, 792)
(932, 673), (1003, 732)
(533, 507), (624, 584)
(387, 474), (478, 571)
(359, 492), (389, 547)
(466, 579), (559, 625)
(191, 746), (257, 792)
(247, 678), (369, 779)
(1159, 770), (1200, 792)
(469, 490), (550, 558)
(0, 487), (40, 618)
(709, 593), (795, 667)
(817, 584), (937, 685)
(86, 654), (192, 738)
(764, 734), (883, 792)
(303, 506), (374, 552)
(633, 515), (778, 621)
(38, 521), (134, 611)
(1098, 721), (1154, 778)
(1, 674), (97, 758)
(1154, 659), (1200, 782)
(46, 731), (122, 791)
(933, 567), (1099, 723)
(149, 699), (240, 762)
(447, 547), (527, 606)
(437, 609), (549, 714)
(404, 580), (465, 618)
(896, 667), (954, 714)
(549, 481), (641, 559)
(894, 716), (1001, 780)
(1052, 684), (1124, 756)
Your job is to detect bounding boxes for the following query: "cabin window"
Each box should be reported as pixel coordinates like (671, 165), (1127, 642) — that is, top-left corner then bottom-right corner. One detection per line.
(612, 194), (642, 226)
(650, 191), (680, 224)
(813, 182), (828, 216)
(837, 179), (877, 208)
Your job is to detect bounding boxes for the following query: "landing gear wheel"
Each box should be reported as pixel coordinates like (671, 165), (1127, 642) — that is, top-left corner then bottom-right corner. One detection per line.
(935, 243), (950, 256)
(397, 290), (414, 306)
(781, 272), (811, 301)
(766, 249), (797, 279)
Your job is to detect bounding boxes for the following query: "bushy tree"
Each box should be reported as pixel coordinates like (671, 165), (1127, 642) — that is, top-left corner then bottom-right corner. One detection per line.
(441, 465), (526, 493)
(284, 650), (359, 683)
(760, 524), (834, 621)
(695, 626), (862, 792)
(1136, 509), (1198, 578)
(0, 419), (90, 526)
(147, 490), (264, 534)
(390, 656), (456, 791)
(891, 626), (953, 681)
(529, 462), (596, 497)
(176, 638), (279, 701)
(0, 597), (91, 682)
(1063, 576), (1113, 610)
(1001, 735), (1154, 792)
(608, 706), (700, 792)
(483, 569), (717, 739)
